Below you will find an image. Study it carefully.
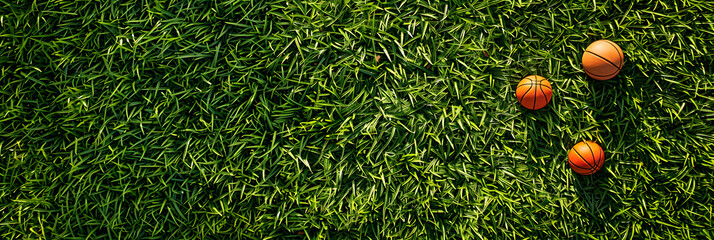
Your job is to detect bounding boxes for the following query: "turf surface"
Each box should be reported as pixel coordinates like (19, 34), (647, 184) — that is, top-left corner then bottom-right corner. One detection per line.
(1, 0), (714, 239)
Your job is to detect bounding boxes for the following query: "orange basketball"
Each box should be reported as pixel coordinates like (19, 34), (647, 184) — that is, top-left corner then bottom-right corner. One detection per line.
(568, 141), (605, 175)
(516, 75), (552, 110)
(582, 40), (624, 80)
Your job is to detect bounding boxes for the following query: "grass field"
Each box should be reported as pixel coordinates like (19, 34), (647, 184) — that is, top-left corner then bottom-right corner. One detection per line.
(1, 0), (714, 239)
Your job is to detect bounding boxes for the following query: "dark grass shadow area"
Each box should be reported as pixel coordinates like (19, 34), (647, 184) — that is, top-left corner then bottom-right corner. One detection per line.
(571, 171), (620, 236)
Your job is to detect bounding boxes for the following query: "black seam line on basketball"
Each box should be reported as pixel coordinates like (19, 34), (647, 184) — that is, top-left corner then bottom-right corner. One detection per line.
(538, 79), (552, 88)
(586, 51), (620, 70)
(585, 158), (596, 175)
(519, 84), (533, 103)
(536, 80), (550, 102)
(571, 152), (594, 170)
(574, 149), (595, 169)
(573, 149), (595, 169)
(602, 40), (623, 68)
(516, 83), (553, 90)
(586, 50), (620, 69)
(519, 85), (534, 103)
(583, 167), (594, 175)
(585, 151), (600, 174)
(584, 67), (619, 77)
(596, 148), (604, 170)
(539, 83), (549, 103)
(537, 79), (553, 89)
(585, 143), (598, 169)
(521, 76), (536, 83)
(532, 83), (538, 110)
(517, 83), (536, 88)
(588, 143), (603, 171)
(518, 83), (552, 90)
(568, 159), (591, 170)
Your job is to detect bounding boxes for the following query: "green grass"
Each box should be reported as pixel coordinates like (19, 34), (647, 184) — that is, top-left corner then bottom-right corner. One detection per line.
(1, 0), (713, 239)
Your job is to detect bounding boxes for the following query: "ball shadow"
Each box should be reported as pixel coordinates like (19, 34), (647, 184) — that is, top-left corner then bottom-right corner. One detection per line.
(571, 171), (621, 232)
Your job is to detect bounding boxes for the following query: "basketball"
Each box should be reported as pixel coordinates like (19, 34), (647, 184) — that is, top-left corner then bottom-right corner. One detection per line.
(516, 75), (553, 110)
(582, 40), (624, 80)
(568, 141), (605, 175)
